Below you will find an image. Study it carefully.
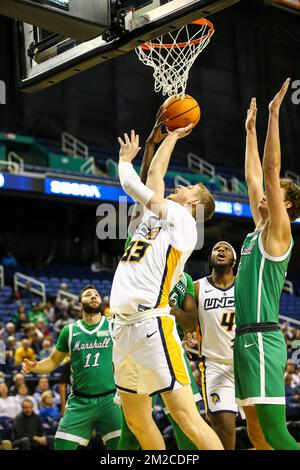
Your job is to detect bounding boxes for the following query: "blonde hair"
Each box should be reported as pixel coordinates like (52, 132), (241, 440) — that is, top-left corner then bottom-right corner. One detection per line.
(197, 184), (215, 221)
(41, 390), (53, 407)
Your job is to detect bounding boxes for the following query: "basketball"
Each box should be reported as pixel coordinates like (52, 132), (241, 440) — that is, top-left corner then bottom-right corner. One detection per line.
(162, 95), (201, 131)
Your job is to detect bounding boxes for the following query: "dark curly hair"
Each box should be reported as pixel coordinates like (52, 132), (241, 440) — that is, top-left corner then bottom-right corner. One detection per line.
(280, 178), (300, 222)
(79, 284), (98, 303)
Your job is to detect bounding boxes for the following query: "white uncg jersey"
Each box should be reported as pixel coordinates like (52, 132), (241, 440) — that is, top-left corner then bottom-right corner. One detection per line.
(110, 200), (197, 323)
(197, 276), (235, 363)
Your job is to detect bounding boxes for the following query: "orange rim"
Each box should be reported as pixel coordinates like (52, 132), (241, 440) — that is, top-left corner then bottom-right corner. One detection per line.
(140, 18), (214, 50)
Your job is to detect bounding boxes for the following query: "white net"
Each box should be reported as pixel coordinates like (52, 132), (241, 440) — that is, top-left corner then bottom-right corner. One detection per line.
(136, 19), (214, 97)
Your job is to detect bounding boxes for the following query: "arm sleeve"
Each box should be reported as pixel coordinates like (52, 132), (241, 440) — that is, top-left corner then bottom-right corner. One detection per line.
(165, 200), (197, 252)
(185, 273), (195, 298)
(118, 162), (154, 205)
(55, 326), (70, 353)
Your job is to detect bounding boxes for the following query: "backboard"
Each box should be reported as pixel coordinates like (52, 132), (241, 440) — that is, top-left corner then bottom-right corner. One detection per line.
(9, 0), (240, 92)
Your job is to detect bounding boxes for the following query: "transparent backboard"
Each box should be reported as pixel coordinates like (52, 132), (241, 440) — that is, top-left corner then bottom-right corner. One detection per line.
(13, 0), (240, 92)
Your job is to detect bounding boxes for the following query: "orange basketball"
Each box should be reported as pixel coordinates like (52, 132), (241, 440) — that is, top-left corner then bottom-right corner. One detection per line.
(162, 95), (201, 131)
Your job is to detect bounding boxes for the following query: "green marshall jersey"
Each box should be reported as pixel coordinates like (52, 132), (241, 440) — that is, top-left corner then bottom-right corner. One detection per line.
(56, 317), (115, 395)
(235, 229), (293, 326)
(169, 272), (195, 309)
(169, 272), (195, 339)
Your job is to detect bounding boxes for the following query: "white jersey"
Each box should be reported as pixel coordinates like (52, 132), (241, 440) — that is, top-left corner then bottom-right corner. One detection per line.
(110, 200), (197, 323)
(197, 276), (235, 364)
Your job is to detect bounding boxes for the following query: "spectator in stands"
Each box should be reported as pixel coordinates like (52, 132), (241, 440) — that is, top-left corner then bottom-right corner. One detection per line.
(1, 252), (18, 268)
(3, 323), (16, 342)
(28, 302), (48, 325)
(15, 383), (39, 414)
(44, 301), (55, 323)
(53, 310), (73, 333)
(19, 282), (35, 301)
(11, 306), (28, 332)
(5, 336), (17, 368)
(286, 359), (300, 389)
(35, 318), (49, 338)
(0, 372), (6, 384)
(59, 282), (68, 293)
(12, 399), (51, 450)
(33, 377), (60, 408)
(9, 373), (25, 396)
(14, 339), (35, 366)
(102, 296), (111, 317)
(39, 391), (60, 422)
(285, 374), (300, 405)
(0, 383), (21, 419)
(54, 298), (69, 320)
(38, 339), (53, 361)
(0, 439), (12, 450)
(28, 331), (43, 356)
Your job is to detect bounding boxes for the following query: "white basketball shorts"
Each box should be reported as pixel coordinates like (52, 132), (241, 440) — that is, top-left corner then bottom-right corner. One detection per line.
(199, 358), (238, 414)
(112, 315), (190, 396)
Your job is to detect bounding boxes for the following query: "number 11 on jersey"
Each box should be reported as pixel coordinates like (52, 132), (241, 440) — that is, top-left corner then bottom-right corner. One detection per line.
(83, 352), (100, 368)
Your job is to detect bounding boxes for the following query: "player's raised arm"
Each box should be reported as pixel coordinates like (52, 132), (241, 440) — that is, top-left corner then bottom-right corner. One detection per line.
(244, 98), (264, 227)
(118, 130), (168, 219)
(146, 123), (193, 198)
(263, 78), (291, 252)
(128, 107), (167, 236)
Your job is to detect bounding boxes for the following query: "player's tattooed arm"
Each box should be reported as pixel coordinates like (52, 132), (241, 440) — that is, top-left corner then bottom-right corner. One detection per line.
(245, 97), (264, 227)
(263, 78), (291, 255)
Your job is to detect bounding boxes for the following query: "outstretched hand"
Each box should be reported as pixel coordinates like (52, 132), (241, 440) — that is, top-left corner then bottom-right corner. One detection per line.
(22, 358), (37, 375)
(245, 97), (257, 132)
(147, 106), (168, 145)
(118, 130), (141, 163)
(269, 78), (290, 113)
(168, 123), (194, 140)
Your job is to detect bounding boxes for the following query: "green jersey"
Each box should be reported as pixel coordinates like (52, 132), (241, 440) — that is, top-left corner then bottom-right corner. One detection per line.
(169, 272), (195, 309)
(56, 317), (115, 395)
(235, 230), (293, 326)
(169, 272), (195, 339)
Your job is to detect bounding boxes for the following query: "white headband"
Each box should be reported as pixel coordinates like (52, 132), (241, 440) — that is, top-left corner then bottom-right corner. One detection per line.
(212, 241), (237, 261)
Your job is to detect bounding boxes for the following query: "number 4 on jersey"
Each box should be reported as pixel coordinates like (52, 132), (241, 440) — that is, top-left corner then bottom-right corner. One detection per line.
(221, 312), (235, 332)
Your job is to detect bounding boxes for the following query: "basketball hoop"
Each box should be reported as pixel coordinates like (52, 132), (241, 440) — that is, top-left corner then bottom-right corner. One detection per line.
(136, 18), (214, 98)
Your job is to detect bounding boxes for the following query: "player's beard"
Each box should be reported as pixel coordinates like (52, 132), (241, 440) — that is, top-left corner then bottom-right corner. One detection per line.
(81, 301), (101, 315)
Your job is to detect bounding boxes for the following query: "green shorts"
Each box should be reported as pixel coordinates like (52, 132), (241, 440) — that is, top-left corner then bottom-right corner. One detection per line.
(55, 392), (122, 447)
(234, 330), (287, 406)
